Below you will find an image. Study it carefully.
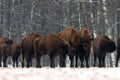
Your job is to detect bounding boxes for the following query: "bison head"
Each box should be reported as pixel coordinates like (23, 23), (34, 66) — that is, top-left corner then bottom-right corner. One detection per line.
(107, 41), (116, 53)
(5, 39), (13, 44)
(80, 38), (93, 51)
(0, 37), (13, 45)
(100, 36), (116, 53)
(79, 28), (93, 51)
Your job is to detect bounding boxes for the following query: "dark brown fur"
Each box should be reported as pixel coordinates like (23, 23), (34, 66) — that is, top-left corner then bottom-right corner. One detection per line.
(116, 36), (120, 67)
(93, 35), (116, 67)
(21, 32), (42, 68)
(1, 43), (21, 67)
(0, 37), (13, 45)
(0, 37), (13, 67)
(34, 34), (69, 68)
(58, 26), (82, 67)
(78, 28), (93, 67)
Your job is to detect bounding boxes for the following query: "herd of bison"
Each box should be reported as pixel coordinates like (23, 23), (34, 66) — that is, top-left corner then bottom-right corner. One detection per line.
(0, 26), (120, 68)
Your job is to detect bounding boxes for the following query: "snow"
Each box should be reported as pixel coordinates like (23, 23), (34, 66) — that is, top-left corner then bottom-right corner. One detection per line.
(0, 67), (120, 80)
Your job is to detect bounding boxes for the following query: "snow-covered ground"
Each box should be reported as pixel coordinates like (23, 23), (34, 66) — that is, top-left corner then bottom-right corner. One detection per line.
(0, 67), (120, 80)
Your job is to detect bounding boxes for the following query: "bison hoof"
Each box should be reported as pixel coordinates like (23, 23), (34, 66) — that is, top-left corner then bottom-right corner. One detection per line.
(81, 65), (84, 68)
(75, 64), (78, 67)
(86, 65), (89, 68)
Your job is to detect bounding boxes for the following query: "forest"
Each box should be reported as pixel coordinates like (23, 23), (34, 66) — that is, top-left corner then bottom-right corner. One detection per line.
(0, 0), (120, 67)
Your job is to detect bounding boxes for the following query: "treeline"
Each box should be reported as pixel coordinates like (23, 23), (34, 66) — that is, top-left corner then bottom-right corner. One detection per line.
(0, 0), (120, 67)
(0, 0), (119, 41)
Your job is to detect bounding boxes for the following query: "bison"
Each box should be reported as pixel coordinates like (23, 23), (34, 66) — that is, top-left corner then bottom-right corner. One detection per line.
(0, 42), (21, 67)
(93, 35), (116, 67)
(58, 26), (82, 67)
(0, 37), (13, 45)
(116, 36), (120, 67)
(34, 34), (69, 68)
(77, 28), (93, 67)
(0, 37), (13, 67)
(21, 32), (42, 68)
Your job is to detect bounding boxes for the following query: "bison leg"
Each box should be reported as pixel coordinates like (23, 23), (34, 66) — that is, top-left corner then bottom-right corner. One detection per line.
(26, 54), (32, 68)
(60, 55), (66, 67)
(22, 53), (25, 67)
(85, 55), (89, 68)
(69, 55), (74, 67)
(79, 56), (84, 68)
(27, 51), (33, 68)
(75, 53), (78, 67)
(3, 55), (7, 67)
(0, 54), (2, 67)
(98, 56), (102, 67)
(116, 59), (118, 67)
(99, 54), (106, 67)
(15, 57), (18, 67)
(50, 55), (55, 68)
(36, 54), (41, 68)
(26, 60), (29, 68)
(12, 57), (15, 67)
(101, 56), (105, 67)
(116, 53), (120, 67)
(93, 54), (97, 67)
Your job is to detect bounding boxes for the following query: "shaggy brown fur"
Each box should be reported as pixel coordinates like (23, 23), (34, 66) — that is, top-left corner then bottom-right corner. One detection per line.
(116, 36), (120, 67)
(34, 34), (69, 68)
(58, 26), (82, 67)
(78, 28), (93, 67)
(93, 35), (116, 67)
(0, 37), (13, 67)
(21, 32), (42, 68)
(1, 43), (21, 67)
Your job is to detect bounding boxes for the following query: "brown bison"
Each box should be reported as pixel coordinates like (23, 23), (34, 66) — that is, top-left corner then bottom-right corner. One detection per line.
(0, 37), (13, 67)
(0, 37), (13, 45)
(116, 36), (120, 67)
(0, 42), (21, 67)
(21, 32), (42, 68)
(78, 28), (93, 67)
(58, 26), (82, 67)
(34, 34), (69, 68)
(93, 35), (116, 67)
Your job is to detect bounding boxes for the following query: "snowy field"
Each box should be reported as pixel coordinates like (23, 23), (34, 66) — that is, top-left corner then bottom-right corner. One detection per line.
(0, 67), (120, 80)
